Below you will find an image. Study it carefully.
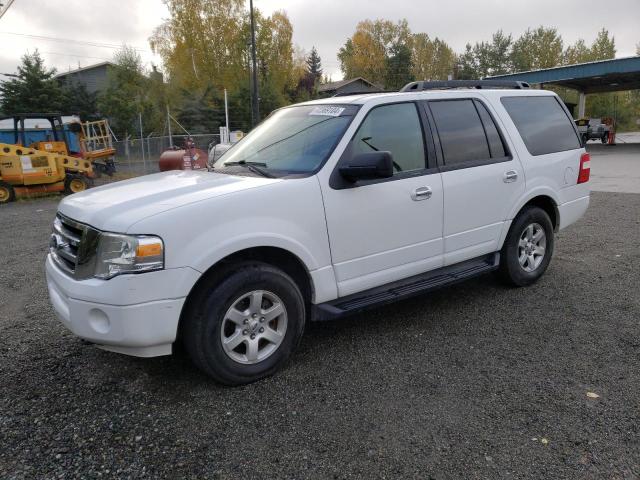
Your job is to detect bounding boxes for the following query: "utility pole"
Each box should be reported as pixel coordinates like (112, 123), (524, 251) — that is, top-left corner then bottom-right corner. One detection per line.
(249, 0), (259, 127)
(166, 104), (173, 148)
(224, 88), (230, 143)
(139, 112), (146, 174)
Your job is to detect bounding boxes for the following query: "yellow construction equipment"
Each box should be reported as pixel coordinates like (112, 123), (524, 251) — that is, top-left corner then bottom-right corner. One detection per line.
(0, 142), (93, 204)
(72, 119), (117, 176)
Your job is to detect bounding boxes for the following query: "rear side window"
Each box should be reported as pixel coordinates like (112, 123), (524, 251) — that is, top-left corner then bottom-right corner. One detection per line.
(430, 99), (489, 166)
(501, 96), (581, 156)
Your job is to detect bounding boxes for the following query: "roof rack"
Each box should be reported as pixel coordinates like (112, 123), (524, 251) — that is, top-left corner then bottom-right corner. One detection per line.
(332, 90), (390, 97)
(399, 80), (530, 92)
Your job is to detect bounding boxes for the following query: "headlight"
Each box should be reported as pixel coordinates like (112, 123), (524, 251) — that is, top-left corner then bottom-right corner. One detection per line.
(94, 233), (164, 279)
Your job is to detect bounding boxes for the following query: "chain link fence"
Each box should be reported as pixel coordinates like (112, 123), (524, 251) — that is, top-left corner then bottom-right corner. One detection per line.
(110, 134), (221, 177)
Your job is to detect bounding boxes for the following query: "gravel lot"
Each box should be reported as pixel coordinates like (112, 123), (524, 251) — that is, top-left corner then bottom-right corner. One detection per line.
(1, 191), (639, 479)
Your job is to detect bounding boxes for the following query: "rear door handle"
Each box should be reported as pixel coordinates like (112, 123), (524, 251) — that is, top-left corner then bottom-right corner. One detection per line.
(503, 170), (518, 183)
(411, 186), (432, 201)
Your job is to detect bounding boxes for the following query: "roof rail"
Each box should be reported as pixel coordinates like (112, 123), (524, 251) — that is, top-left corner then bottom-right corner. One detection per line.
(332, 90), (390, 97)
(399, 80), (530, 92)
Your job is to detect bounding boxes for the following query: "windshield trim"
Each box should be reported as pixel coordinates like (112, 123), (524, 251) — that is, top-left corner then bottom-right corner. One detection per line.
(214, 103), (361, 178)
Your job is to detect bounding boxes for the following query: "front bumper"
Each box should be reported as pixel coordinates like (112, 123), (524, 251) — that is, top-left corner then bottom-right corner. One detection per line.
(45, 254), (200, 357)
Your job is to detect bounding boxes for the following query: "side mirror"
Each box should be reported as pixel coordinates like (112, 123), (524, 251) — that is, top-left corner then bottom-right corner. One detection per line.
(339, 151), (394, 182)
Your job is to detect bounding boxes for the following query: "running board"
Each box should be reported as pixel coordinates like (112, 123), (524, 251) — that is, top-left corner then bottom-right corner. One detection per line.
(313, 253), (500, 321)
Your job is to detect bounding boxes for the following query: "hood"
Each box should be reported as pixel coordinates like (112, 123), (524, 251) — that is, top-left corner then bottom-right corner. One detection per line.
(59, 170), (281, 232)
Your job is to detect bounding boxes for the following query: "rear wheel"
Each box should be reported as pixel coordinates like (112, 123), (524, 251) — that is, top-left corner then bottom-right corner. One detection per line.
(0, 181), (15, 204)
(182, 262), (306, 385)
(498, 206), (554, 287)
(64, 174), (91, 194)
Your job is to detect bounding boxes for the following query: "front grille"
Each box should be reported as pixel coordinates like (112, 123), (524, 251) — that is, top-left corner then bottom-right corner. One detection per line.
(50, 214), (99, 279)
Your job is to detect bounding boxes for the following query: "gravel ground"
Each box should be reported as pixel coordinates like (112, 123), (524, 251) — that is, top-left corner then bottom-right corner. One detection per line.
(0, 192), (639, 479)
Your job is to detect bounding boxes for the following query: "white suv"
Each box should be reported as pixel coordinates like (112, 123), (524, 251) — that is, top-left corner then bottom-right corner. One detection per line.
(46, 81), (590, 385)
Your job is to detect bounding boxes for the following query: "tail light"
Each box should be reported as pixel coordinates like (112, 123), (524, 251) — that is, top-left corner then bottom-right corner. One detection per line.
(577, 152), (590, 184)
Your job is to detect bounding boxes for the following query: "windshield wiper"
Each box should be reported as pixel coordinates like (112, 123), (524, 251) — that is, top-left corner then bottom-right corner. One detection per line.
(361, 136), (379, 151)
(223, 160), (275, 178)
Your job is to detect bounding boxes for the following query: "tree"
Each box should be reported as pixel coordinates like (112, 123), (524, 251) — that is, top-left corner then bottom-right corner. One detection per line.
(385, 41), (413, 90)
(412, 34), (456, 81)
(589, 28), (616, 60)
(61, 83), (98, 121)
(151, 0), (303, 130)
(563, 39), (591, 64)
(97, 46), (159, 137)
(510, 27), (563, 71)
(485, 31), (513, 76)
(0, 51), (66, 115)
(338, 19), (411, 87)
(306, 46), (322, 80)
(455, 43), (479, 80)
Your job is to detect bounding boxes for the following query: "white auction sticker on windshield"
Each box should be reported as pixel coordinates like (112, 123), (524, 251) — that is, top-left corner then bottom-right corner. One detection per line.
(309, 106), (345, 117)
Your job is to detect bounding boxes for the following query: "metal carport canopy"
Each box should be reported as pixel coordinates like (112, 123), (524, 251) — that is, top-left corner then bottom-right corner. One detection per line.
(485, 56), (640, 94)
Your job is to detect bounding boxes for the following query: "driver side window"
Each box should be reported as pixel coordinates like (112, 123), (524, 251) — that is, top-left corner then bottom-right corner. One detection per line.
(352, 103), (426, 174)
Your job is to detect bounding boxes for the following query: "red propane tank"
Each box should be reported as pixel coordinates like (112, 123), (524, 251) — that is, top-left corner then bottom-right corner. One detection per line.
(158, 148), (208, 171)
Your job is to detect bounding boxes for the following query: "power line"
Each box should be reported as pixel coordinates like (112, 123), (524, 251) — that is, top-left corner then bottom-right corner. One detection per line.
(0, 31), (150, 52)
(0, 0), (16, 21)
(42, 51), (111, 61)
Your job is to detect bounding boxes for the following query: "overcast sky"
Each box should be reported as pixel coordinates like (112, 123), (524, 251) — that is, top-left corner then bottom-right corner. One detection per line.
(1, 0), (638, 81)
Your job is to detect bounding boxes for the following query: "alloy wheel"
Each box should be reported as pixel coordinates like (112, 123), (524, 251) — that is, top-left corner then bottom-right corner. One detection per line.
(220, 290), (288, 364)
(518, 222), (546, 272)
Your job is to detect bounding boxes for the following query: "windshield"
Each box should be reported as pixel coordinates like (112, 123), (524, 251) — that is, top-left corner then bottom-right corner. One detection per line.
(214, 104), (358, 175)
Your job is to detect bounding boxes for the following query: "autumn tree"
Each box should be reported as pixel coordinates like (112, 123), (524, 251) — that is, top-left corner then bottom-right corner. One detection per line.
(412, 34), (455, 81)
(338, 19), (411, 87)
(151, 0), (300, 129)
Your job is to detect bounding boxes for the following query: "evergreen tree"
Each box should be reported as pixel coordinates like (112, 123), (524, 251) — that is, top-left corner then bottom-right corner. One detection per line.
(455, 44), (479, 79)
(589, 28), (616, 60)
(61, 82), (99, 121)
(0, 51), (66, 114)
(384, 42), (413, 90)
(306, 46), (322, 80)
(98, 46), (159, 137)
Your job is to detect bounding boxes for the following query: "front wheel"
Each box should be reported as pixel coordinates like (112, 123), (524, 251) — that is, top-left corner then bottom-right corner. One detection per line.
(0, 181), (16, 204)
(64, 174), (92, 194)
(498, 206), (554, 287)
(182, 262), (306, 385)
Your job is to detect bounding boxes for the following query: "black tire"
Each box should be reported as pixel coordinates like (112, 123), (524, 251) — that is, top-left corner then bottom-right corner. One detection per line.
(182, 261), (306, 385)
(498, 206), (554, 287)
(0, 181), (16, 204)
(64, 174), (91, 194)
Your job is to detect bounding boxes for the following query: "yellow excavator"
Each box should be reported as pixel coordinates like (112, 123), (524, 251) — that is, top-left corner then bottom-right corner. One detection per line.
(0, 113), (96, 204)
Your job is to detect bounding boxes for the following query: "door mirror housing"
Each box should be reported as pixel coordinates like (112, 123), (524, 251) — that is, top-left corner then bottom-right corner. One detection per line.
(339, 151), (394, 182)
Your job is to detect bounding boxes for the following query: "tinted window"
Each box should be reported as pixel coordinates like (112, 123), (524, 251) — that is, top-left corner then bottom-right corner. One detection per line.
(430, 99), (490, 165)
(501, 96), (581, 156)
(352, 103), (425, 174)
(475, 100), (506, 158)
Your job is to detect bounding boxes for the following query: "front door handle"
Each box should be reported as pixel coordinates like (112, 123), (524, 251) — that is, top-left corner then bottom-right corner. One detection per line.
(411, 186), (432, 201)
(503, 170), (518, 183)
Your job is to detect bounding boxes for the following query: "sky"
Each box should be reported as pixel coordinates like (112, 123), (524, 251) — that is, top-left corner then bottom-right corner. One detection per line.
(0, 0), (638, 81)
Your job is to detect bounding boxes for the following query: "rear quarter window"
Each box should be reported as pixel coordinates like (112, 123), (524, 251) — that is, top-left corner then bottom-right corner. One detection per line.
(501, 96), (581, 156)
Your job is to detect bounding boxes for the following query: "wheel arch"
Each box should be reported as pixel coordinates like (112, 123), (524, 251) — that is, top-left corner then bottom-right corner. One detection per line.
(521, 195), (559, 231)
(509, 190), (560, 231)
(177, 246), (315, 341)
(499, 192), (560, 250)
